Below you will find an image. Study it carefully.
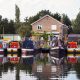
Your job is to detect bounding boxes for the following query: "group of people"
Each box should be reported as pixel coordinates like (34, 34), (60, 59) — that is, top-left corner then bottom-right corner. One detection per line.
(51, 36), (65, 48)
(22, 36), (66, 49)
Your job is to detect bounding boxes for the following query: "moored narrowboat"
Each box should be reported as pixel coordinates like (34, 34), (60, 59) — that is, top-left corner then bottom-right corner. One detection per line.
(67, 34), (80, 53)
(7, 41), (21, 57)
(0, 40), (4, 54)
(21, 37), (35, 64)
(21, 37), (35, 56)
(67, 41), (78, 52)
(7, 41), (21, 52)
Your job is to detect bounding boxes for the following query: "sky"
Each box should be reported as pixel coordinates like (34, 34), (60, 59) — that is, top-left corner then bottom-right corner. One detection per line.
(0, 0), (80, 21)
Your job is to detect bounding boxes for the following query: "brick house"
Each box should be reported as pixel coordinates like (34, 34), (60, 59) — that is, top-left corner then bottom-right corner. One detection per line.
(31, 15), (68, 42)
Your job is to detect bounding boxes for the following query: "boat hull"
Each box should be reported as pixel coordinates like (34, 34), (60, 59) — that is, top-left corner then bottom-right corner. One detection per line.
(50, 47), (66, 59)
(21, 48), (34, 56)
(67, 48), (80, 52)
(41, 48), (50, 53)
(21, 55), (34, 64)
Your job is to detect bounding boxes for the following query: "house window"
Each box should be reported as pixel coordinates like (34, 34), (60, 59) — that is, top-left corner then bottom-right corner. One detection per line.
(51, 25), (57, 30)
(37, 25), (42, 30)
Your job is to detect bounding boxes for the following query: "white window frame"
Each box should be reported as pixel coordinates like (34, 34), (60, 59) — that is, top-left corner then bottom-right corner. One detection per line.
(37, 25), (42, 30)
(51, 25), (57, 30)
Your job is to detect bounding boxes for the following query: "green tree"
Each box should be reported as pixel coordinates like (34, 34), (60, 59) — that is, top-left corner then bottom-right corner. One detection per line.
(71, 19), (75, 33)
(18, 23), (31, 38)
(15, 4), (21, 33)
(0, 15), (2, 21)
(53, 13), (61, 21)
(75, 63), (80, 79)
(24, 17), (29, 23)
(0, 15), (3, 34)
(18, 25), (27, 38)
(23, 19), (32, 37)
(15, 4), (20, 23)
(0, 16), (15, 34)
(8, 20), (16, 34)
(62, 14), (71, 26)
(62, 14), (73, 34)
(28, 10), (61, 24)
(72, 11), (80, 34)
(1, 18), (8, 34)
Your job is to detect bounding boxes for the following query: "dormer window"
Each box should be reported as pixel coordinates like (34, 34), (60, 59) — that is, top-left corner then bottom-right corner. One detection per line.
(37, 25), (42, 30)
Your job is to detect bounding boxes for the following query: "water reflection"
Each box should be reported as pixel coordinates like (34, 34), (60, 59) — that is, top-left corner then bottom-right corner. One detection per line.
(0, 53), (80, 80)
(74, 63), (80, 79)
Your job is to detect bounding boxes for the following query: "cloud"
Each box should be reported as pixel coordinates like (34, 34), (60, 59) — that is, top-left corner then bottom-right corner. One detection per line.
(0, 0), (80, 21)
(0, 0), (15, 20)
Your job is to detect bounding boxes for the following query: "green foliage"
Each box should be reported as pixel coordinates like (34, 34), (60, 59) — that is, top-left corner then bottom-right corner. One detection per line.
(18, 24), (31, 38)
(18, 25), (27, 37)
(71, 19), (75, 33)
(53, 13), (61, 21)
(72, 11), (80, 34)
(6, 20), (16, 34)
(62, 14), (72, 34)
(15, 5), (20, 23)
(31, 31), (43, 36)
(0, 16), (16, 34)
(24, 22), (32, 37)
(62, 14), (71, 26)
(28, 10), (52, 24)
(26, 31), (31, 37)
(42, 31), (48, 41)
(15, 4), (21, 33)
(28, 10), (61, 24)
(75, 63), (80, 79)
(49, 32), (54, 37)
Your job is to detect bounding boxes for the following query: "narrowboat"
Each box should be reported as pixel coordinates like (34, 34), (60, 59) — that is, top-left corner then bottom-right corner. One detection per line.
(67, 41), (79, 52)
(0, 40), (4, 55)
(0, 40), (9, 64)
(7, 41), (21, 57)
(21, 38), (34, 64)
(67, 34), (80, 53)
(21, 38), (34, 56)
(50, 38), (66, 61)
(49, 38), (67, 64)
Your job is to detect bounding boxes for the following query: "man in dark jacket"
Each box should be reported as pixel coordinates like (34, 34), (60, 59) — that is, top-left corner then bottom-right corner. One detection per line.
(22, 37), (34, 49)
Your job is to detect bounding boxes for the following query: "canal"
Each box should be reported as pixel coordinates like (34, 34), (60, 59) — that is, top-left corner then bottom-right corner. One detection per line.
(0, 52), (80, 80)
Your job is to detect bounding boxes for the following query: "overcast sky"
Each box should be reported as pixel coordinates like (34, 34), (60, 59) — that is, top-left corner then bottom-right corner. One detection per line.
(0, 0), (80, 21)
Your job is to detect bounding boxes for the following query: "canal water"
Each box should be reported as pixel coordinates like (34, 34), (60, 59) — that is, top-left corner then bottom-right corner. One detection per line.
(0, 53), (80, 80)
